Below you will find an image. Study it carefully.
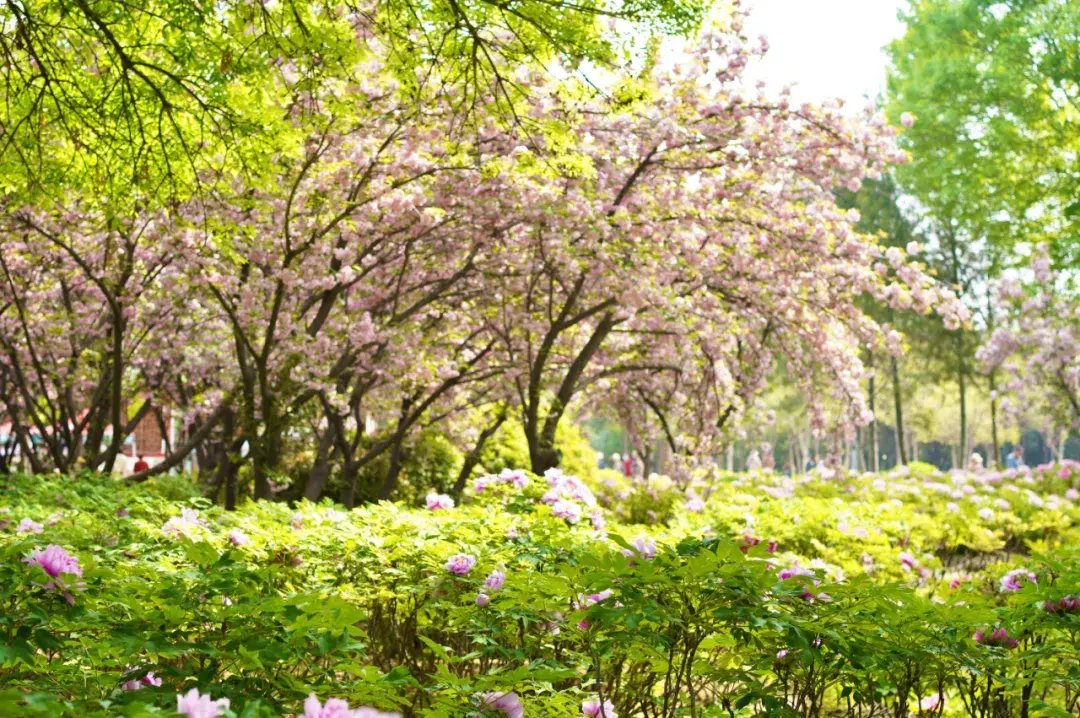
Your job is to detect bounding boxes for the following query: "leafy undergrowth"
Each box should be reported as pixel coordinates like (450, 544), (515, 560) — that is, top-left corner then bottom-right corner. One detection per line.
(2, 462), (1080, 717)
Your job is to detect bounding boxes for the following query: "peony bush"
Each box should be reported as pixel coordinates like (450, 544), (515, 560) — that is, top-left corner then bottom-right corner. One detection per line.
(3, 461), (1080, 716)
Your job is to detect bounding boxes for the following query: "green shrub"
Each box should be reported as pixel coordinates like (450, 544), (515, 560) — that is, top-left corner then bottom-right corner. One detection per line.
(2, 461), (1080, 716)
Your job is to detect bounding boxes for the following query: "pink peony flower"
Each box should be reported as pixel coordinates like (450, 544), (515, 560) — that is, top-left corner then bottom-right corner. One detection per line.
(1044, 595), (1080, 615)
(900, 112), (915, 128)
(622, 535), (656, 561)
(22, 545), (84, 602)
(163, 509), (205, 537)
(484, 570), (506, 591)
(498, 468), (530, 489)
(1000, 568), (1036, 592)
(176, 688), (231, 718)
(545, 612), (563, 635)
(552, 499), (582, 524)
(919, 695), (941, 712)
(582, 698), (617, 718)
(482, 691), (524, 718)
(778, 566), (814, 580)
(323, 508), (347, 524)
(576, 589), (613, 609)
(445, 553), (476, 575)
(543, 471), (597, 506)
(974, 627), (1019, 649)
(475, 592), (490, 606)
(898, 552), (919, 571)
(228, 529), (249, 546)
(426, 493), (455, 510)
(122, 670), (162, 691)
(17, 518), (43, 534)
(303, 694), (401, 718)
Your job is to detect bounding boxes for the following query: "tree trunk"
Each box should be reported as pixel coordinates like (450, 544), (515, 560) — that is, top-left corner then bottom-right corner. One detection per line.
(304, 423), (339, 502)
(378, 399), (415, 500)
(453, 411), (507, 498)
(958, 364), (968, 462)
(222, 411), (239, 510)
(869, 363), (880, 472)
(527, 434), (562, 475)
(855, 426), (864, 471)
(986, 294), (1001, 468)
(128, 397), (235, 482)
(340, 459), (359, 509)
(891, 354), (907, 465)
(989, 371), (1001, 468)
(253, 412), (281, 501)
(224, 454), (239, 511)
(379, 432), (407, 501)
(99, 313), (127, 474)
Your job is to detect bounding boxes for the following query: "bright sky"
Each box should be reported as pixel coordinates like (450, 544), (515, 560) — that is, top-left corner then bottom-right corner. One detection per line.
(741, 0), (908, 109)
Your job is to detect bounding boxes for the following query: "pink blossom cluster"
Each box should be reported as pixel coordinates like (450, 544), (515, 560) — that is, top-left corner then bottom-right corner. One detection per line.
(176, 689), (401, 718)
(228, 529), (250, 546)
(176, 688), (231, 718)
(425, 493), (455, 510)
(22, 545), (84, 603)
(974, 627), (1019, 649)
(540, 469), (603, 527)
(303, 693), (401, 718)
(1044, 596), (1080, 615)
(918, 695), (941, 712)
(473, 469), (530, 493)
(445, 553), (476, 576)
(122, 670), (163, 691)
(582, 698), (618, 718)
(477, 569), (507, 606)
(979, 244), (1080, 432)
(999, 568), (1037, 592)
(621, 535), (657, 562)
(481, 691), (524, 718)
(163, 509), (207, 538)
(739, 535), (778, 554)
(777, 566), (830, 603)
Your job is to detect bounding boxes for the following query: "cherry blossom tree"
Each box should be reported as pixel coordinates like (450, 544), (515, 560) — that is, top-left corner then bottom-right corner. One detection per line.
(0, 206), (198, 473)
(979, 245), (1080, 432)
(473, 15), (968, 474)
(0, 0), (971, 498)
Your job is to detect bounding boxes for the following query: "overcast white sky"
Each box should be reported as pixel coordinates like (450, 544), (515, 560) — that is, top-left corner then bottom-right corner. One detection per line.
(740, 0), (908, 109)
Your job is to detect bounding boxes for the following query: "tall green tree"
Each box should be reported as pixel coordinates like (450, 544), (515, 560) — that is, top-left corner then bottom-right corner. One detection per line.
(0, 0), (710, 208)
(887, 0), (1080, 263)
(837, 175), (933, 466)
(883, 0), (1079, 462)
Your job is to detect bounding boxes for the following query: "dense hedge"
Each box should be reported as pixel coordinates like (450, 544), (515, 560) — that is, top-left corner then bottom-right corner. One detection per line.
(2, 462), (1080, 717)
